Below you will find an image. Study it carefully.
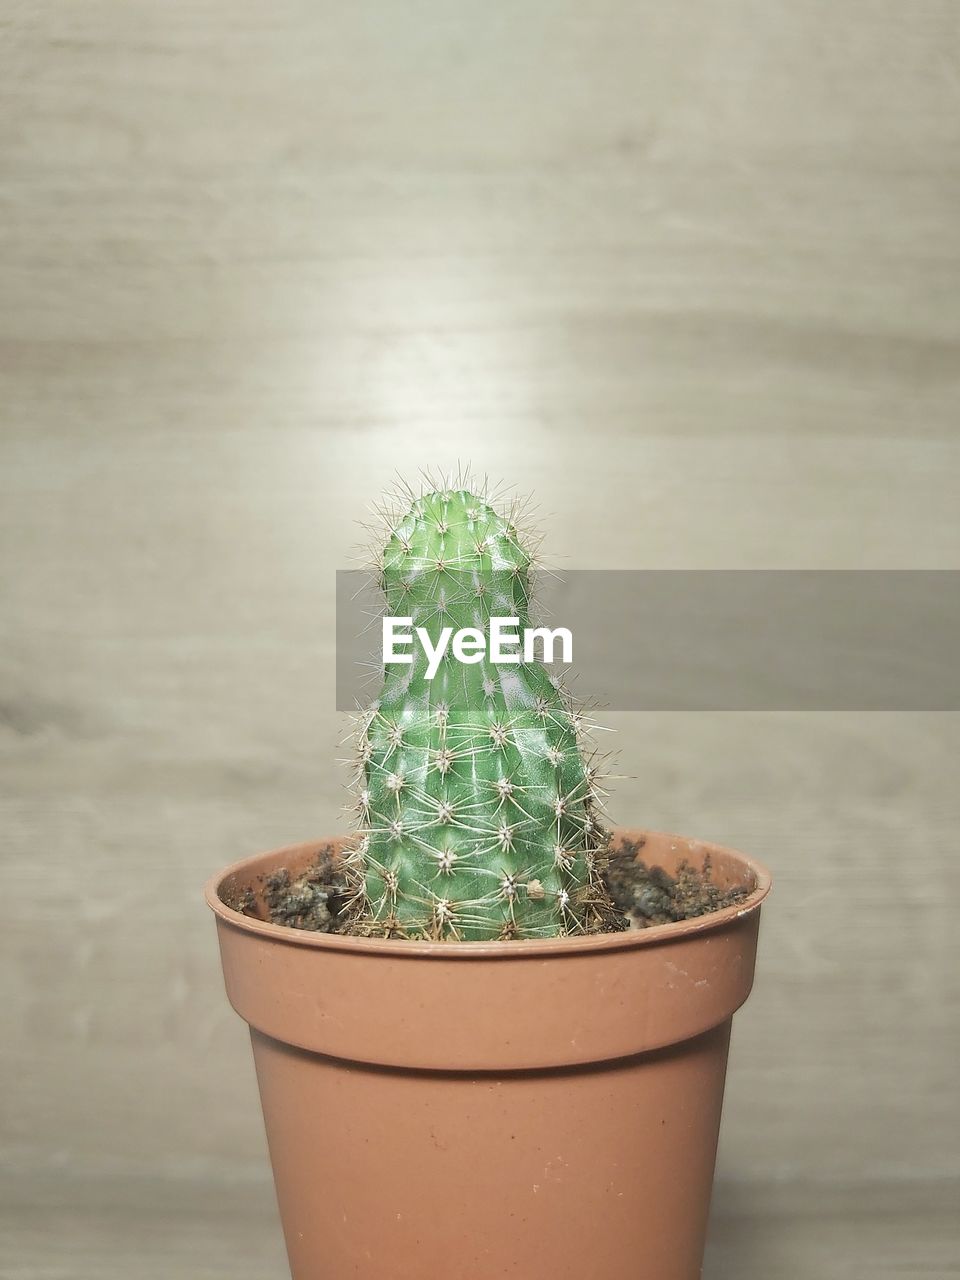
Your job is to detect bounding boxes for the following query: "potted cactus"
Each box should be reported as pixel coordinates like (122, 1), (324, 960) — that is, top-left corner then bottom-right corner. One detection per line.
(206, 481), (771, 1280)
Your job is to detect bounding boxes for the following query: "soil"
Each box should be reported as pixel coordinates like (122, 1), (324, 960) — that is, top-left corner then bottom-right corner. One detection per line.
(230, 843), (349, 933)
(602, 836), (748, 928)
(230, 835), (746, 937)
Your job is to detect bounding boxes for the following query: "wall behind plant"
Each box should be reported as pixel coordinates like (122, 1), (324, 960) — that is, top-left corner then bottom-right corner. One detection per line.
(2, 0), (958, 1194)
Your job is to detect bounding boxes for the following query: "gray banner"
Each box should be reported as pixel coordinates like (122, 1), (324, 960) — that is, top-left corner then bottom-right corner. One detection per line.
(336, 570), (960, 711)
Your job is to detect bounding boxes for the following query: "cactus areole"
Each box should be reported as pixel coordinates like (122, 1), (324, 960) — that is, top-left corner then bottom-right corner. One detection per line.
(349, 486), (612, 941)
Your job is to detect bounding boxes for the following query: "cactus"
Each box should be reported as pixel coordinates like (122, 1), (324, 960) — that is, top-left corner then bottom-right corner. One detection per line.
(346, 482), (617, 941)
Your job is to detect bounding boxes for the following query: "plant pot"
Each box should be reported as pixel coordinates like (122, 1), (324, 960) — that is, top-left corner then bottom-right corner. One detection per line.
(206, 828), (771, 1280)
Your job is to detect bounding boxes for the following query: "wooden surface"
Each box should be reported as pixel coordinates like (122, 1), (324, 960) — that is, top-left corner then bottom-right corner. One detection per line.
(2, 0), (959, 1273)
(2, 1172), (958, 1279)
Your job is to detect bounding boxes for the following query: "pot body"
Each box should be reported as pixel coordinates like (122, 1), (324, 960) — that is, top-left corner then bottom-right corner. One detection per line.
(207, 829), (770, 1280)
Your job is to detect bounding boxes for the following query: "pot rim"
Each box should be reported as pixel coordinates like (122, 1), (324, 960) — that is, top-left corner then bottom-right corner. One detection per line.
(205, 828), (771, 960)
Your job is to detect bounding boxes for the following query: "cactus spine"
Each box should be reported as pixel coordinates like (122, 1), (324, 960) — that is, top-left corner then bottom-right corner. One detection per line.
(350, 484), (608, 941)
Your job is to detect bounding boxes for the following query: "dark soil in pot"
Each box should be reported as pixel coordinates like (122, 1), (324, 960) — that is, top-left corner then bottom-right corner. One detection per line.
(224, 833), (747, 937)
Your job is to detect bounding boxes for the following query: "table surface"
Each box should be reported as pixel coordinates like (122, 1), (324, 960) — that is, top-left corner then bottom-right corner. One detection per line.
(2, 1172), (958, 1279)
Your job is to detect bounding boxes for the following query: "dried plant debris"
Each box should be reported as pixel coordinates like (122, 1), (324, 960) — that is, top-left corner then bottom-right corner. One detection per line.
(236, 845), (349, 933)
(231, 838), (745, 938)
(603, 838), (747, 929)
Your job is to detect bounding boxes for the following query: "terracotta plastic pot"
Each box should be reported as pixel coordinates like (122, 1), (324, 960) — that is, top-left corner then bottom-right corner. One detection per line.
(206, 828), (770, 1280)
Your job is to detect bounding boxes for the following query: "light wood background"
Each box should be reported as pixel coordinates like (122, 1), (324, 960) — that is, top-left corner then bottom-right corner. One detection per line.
(2, 1), (959, 1274)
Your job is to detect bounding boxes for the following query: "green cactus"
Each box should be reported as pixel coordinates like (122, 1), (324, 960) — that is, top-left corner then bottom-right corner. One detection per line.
(347, 483), (614, 941)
